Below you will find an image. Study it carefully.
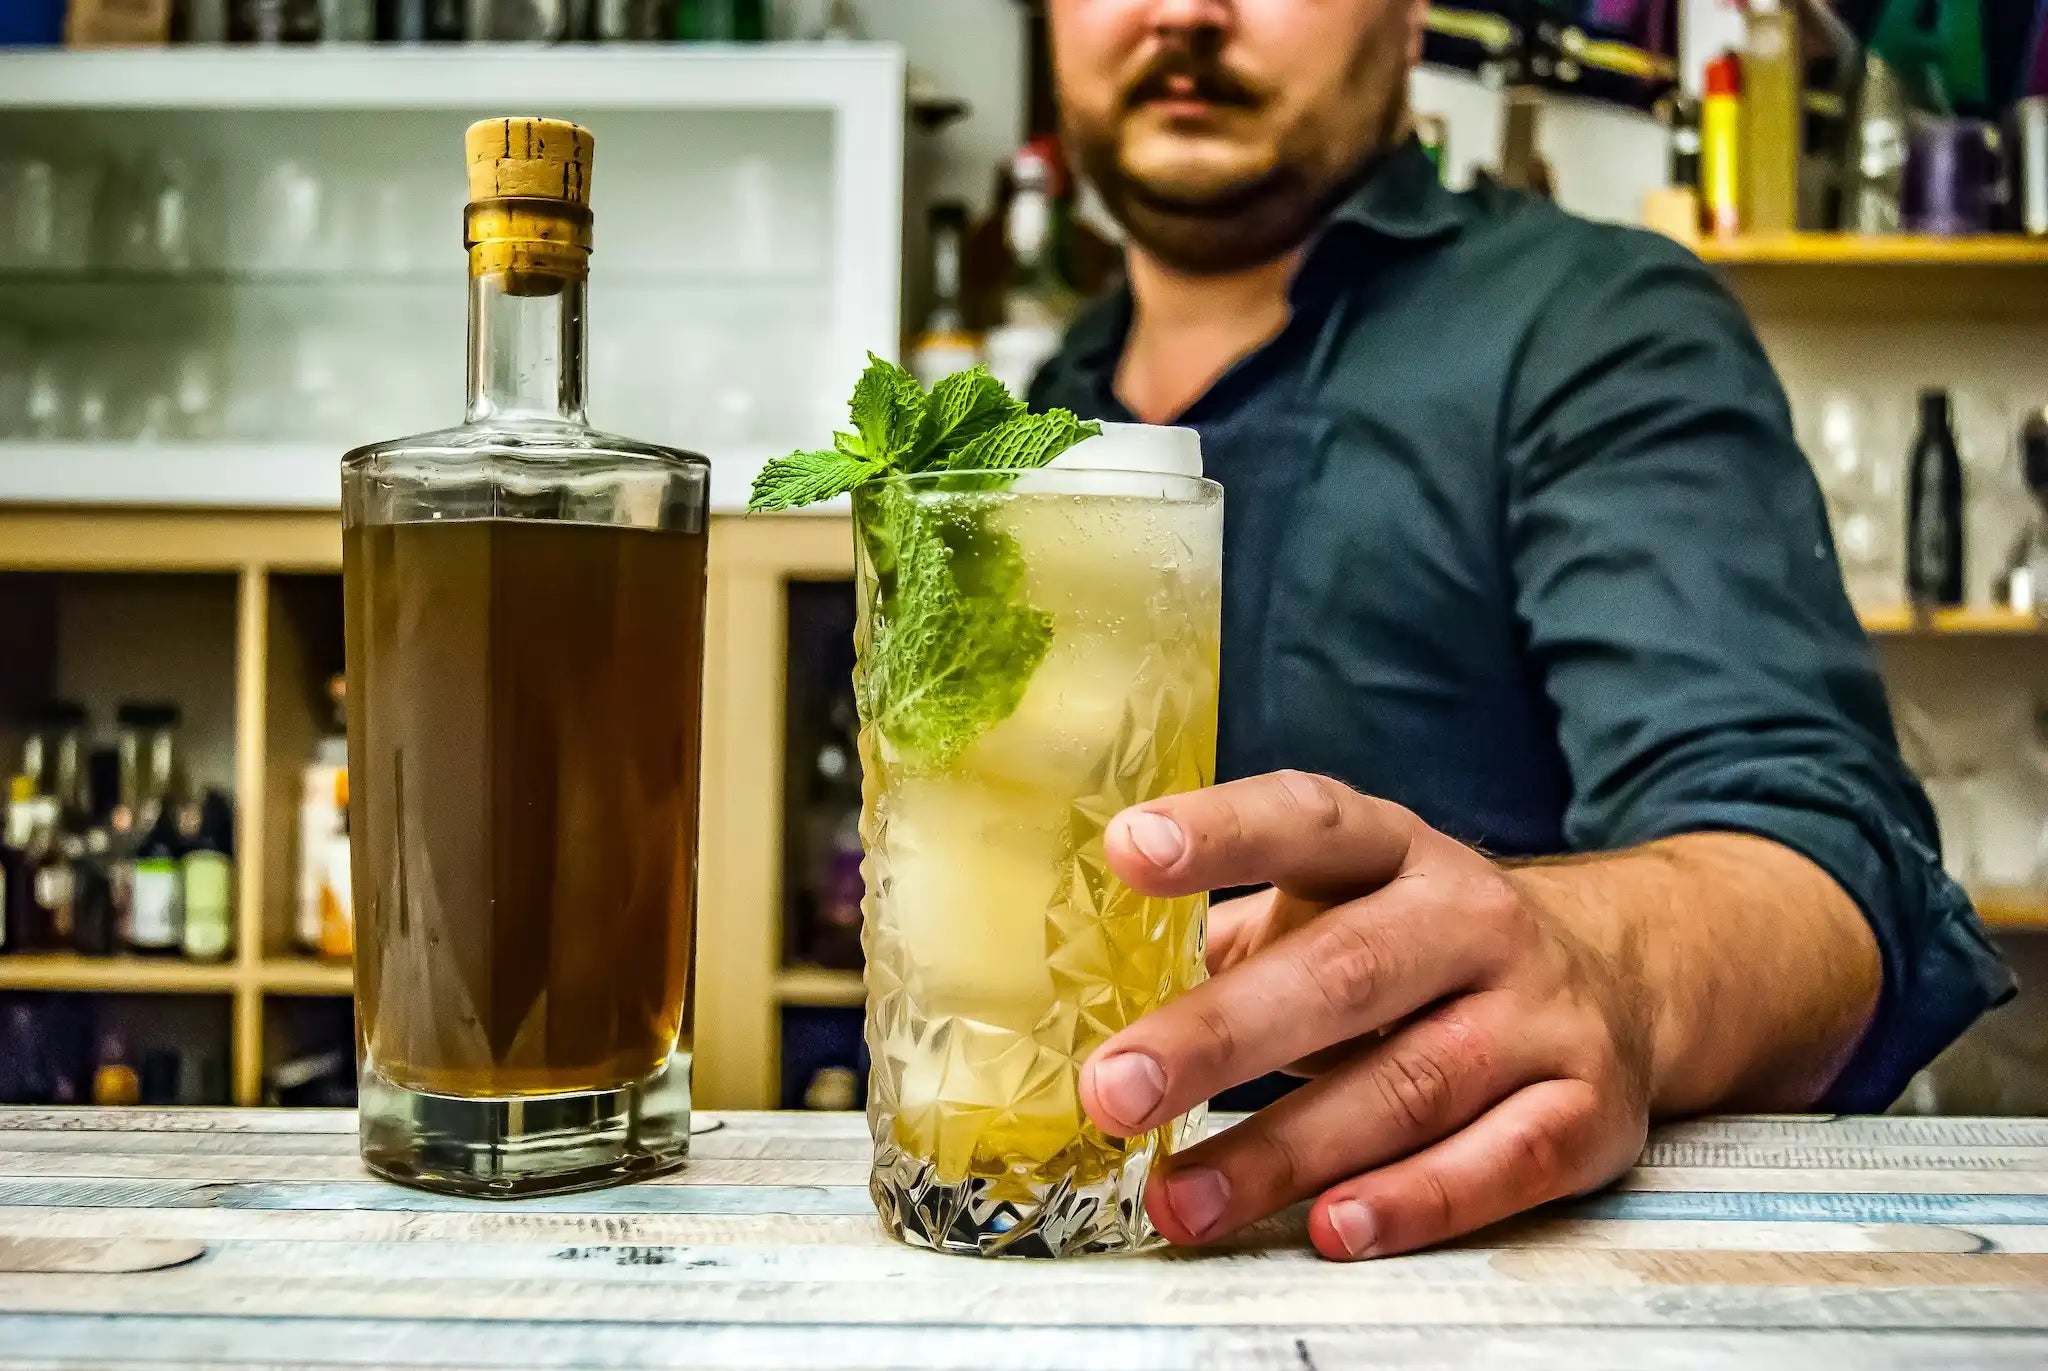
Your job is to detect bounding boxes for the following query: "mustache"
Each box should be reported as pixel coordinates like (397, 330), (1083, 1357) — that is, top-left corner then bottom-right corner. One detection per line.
(1122, 48), (1265, 112)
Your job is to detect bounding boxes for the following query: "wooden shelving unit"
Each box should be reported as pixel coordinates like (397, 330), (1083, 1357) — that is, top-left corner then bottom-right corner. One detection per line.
(1977, 890), (2048, 934)
(1694, 235), (2048, 268)
(1859, 607), (2045, 637)
(1687, 233), (2048, 320)
(775, 966), (867, 1008)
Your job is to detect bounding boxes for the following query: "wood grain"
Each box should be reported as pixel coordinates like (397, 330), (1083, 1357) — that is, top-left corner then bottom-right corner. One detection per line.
(0, 1109), (2042, 1369)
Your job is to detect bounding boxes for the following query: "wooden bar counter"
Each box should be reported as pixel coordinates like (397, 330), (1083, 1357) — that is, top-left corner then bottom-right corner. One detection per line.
(0, 1109), (2044, 1367)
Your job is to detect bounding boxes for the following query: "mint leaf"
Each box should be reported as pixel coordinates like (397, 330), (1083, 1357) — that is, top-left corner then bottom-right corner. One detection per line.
(909, 365), (1025, 470)
(938, 409), (1100, 473)
(848, 352), (927, 464)
(857, 489), (1052, 770)
(748, 448), (877, 512)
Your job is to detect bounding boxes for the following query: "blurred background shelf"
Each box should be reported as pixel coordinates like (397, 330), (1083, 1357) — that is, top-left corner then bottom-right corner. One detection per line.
(1695, 236), (2048, 268)
(1977, 891), (2048, 934)
(0, 953), (238, 994)
(1860, 607), (2046, 637)
(0, 44), (905, 112)
(257, 959), (352, 996)
(774, 966), (866, 1008)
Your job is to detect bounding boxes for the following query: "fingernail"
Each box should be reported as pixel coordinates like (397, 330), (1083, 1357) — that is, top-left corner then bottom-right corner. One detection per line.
(1122, 811), (1185, 868)
(1092, 1051), (1166, 1129)
(1327, 1200), (1376, 1258)
(1163, 1167), (1231, 1240)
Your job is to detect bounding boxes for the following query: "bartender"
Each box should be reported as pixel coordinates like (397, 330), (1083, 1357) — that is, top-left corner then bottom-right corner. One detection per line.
(1029, 0), (2014, 1261)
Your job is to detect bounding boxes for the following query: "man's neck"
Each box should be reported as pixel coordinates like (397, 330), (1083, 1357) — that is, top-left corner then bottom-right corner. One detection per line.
(1115, 247), (1301, 425)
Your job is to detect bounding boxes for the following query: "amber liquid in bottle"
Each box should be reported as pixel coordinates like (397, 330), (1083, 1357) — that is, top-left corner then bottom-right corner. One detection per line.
(345, 118), (709, 1197)
(345, 520), (706, 1097)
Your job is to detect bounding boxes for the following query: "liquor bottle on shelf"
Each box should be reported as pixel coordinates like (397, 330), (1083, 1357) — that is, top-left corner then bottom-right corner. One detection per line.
(180, 792), (234, 963)
(800, 694), (864, 971)
(317, 769), (352, 961)
(1906, 389), (1967, 610)
(984, 144), (1078, 398)
(374, 0), (460, 38)
(127, 800), (185, 956)
(116, 702), (185, 815)
(672, 0), (761, 40)
(907, 201), (980, 389)
(1738, 0), (1799, 236)
(71, 825), (118, 957)
(228, 0), (318, 40)
(0, 778), (33, 955)
(464, 0), (567, 41)
(297, 675), (347, 957)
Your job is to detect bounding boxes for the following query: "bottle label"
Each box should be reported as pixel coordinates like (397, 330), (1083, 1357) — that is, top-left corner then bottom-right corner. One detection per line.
(130, 860), (182, 949)
(34, 864), (73, 914)
(182, 853), (232, 961)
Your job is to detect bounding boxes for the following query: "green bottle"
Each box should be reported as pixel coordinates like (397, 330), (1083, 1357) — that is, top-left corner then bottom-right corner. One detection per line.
(673, 0), (763, 41)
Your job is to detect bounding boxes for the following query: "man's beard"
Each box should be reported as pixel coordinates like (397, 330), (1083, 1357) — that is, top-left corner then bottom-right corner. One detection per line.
(1064, 39), (1406, 276)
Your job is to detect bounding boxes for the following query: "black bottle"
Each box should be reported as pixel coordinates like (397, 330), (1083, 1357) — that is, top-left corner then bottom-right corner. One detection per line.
(1906, 388), (1966, 609)
(71, 827), (117, 957)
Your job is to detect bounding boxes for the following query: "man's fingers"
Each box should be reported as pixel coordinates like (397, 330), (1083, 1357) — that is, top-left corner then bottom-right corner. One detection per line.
(1203, 890), (1271, 974)
(1144, 994), (1543, 1246)
(1305, 1078), (1640, 1261)
(1081, 874), (1504, 1136)
(1106, 770), (1418, 902)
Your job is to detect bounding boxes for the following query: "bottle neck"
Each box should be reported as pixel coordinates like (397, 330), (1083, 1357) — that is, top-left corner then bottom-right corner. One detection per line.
(466, 270), (589, 426)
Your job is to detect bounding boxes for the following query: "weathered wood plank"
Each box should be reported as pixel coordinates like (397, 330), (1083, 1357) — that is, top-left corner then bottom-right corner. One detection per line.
(0, 1108), (2043, 1369)
(0, 1153), (870, 1187)
(5, 1268), (2046, 1329)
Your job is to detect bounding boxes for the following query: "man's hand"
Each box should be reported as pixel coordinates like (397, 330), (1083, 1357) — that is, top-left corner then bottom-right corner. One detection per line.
(1079, 770), (1879, 1261)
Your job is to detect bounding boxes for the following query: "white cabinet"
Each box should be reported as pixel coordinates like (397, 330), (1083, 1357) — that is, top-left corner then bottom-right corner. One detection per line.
(0, 44), (905, 511)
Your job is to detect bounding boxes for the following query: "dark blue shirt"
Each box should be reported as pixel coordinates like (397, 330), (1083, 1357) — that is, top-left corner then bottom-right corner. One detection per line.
(1030, 140), (2013, 1111)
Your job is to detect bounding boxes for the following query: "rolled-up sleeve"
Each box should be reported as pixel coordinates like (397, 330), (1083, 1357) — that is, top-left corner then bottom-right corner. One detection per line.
(1504, 229), (2015, 1112)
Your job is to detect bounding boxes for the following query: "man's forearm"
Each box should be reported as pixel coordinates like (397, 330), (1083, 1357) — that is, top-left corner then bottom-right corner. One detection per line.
(1506, 833), (1881, 1117)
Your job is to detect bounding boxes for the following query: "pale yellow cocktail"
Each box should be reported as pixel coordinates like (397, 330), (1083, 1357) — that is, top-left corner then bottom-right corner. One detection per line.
(855, 459), (1222, 1257)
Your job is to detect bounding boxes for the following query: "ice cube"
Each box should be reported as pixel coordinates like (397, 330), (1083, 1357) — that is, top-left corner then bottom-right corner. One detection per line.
(880, 777), (1061, 1029)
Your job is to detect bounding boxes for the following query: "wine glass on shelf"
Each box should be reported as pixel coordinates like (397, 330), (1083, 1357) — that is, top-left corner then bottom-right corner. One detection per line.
(1894, 694), (1982, 892)
(1803, 388), (1905, 613)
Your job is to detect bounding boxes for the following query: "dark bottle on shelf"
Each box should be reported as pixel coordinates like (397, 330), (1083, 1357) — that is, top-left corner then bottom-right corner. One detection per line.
(0, 777), (31, 955)
(375, 0), (461, 37)
(801, 696), (865, 971)
(1906, 388), (1967, 609)
(672, 0), (762, 40)
(71, 827), (118, 958)
(126, 801), (186, 956)
(227, 0), (319, 42)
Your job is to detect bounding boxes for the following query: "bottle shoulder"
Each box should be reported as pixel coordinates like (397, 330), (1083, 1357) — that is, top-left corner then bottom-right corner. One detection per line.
(344, 419), (710, 475)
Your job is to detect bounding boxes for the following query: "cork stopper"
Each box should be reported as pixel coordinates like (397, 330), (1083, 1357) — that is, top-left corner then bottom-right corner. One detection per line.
(464, 117), (594, 209)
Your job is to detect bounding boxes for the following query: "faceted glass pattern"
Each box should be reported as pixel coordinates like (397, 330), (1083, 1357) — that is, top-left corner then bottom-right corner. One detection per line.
(856, 470), (1223, 1257)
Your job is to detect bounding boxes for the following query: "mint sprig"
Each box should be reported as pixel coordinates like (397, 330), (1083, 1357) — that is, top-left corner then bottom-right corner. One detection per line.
(747, 355), (1095, 512)
(750, 357), (1101, 770)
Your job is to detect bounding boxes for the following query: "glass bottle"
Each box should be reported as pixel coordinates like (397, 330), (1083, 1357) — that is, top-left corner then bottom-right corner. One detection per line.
(1906, 388), (1966, 610)
(179, 793), (234, 963)
(984, 146), (1076, 398)
(907, 201), (980, 389)
(343, 118), (710, 1198)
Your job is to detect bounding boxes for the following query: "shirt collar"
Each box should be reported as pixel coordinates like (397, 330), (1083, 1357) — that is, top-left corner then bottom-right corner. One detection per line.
(1056, 137), (1464, 385)
(1320, 137), (1467, 244)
